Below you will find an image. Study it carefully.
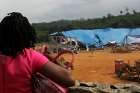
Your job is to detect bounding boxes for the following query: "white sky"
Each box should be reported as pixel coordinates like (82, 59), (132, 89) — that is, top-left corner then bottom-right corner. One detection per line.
(0, 0), (140, 23)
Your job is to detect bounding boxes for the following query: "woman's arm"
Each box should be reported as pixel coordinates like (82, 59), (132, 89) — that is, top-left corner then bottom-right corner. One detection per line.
(39, 61), (75, 87)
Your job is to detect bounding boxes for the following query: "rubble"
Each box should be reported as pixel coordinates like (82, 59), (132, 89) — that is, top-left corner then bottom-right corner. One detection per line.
(68, 81), (140, 93)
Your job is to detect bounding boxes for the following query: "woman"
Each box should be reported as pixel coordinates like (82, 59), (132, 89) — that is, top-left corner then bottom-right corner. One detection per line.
(0, 12), (75, 93)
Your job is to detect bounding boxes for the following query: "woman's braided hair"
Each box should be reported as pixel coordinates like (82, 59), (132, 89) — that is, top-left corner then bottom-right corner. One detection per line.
(0, 12), (37, 57)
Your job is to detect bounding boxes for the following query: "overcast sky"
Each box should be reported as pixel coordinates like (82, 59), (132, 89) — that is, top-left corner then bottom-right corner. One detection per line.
(0, 0), (140, 23)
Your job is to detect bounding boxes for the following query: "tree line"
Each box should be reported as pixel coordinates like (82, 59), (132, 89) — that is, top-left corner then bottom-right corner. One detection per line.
(32, 9), (140, 42)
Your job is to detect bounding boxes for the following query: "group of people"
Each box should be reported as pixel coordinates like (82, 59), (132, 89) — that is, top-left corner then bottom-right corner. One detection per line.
(0, 12), (75, 93)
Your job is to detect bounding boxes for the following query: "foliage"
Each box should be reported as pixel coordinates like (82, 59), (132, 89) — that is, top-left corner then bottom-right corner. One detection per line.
(32, 11), (140, 43)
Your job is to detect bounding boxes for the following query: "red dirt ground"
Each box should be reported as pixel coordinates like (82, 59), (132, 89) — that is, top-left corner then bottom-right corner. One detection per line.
(71, 49), (140, 84)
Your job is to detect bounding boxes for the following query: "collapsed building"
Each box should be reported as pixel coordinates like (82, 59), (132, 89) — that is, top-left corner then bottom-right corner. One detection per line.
(49, 28), (140, 51)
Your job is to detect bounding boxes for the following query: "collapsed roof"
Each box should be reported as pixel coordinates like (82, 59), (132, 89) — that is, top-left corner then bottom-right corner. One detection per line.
(51, 28), (140, 47)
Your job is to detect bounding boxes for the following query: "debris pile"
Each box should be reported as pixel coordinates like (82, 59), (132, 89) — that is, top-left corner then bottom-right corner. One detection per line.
(68, 81), (140, 93)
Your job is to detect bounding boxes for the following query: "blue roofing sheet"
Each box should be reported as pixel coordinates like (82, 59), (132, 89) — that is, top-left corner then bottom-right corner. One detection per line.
(59, 28), (140, 47)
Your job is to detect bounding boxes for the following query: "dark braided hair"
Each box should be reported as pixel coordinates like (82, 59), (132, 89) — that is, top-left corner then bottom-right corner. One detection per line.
(0, 12), (37, 57)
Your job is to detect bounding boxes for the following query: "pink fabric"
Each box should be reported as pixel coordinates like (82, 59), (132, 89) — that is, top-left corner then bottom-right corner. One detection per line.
(51, 80), (67, 93)
(0, 48), (48, 93)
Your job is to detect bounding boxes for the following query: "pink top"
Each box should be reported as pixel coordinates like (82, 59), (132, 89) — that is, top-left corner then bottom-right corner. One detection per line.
(0, 48), (48, 93)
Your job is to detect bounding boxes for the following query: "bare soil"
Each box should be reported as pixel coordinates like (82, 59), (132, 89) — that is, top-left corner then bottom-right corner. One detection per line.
(72, 49), (140, 84)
